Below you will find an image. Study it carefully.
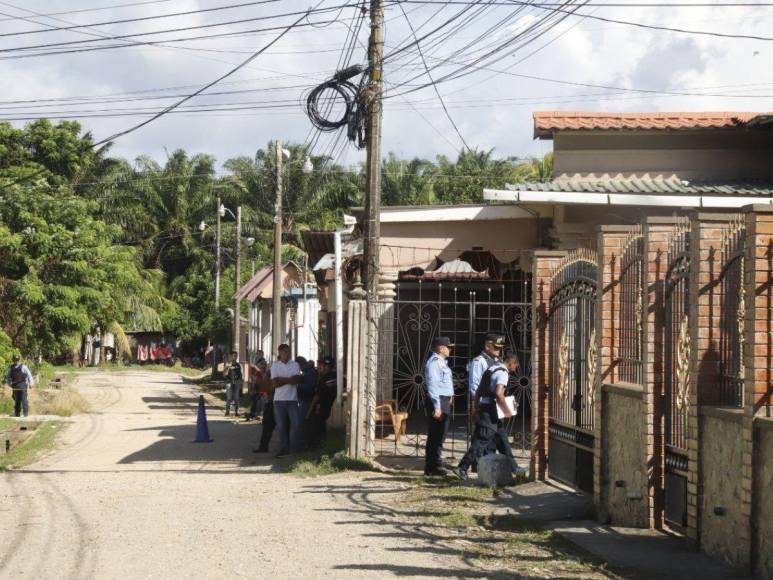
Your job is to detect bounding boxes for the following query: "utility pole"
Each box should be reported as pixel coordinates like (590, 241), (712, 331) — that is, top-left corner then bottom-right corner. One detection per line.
(355, 0), (385, 458)
(272, 139), (284, 358)
(362, 0), (384, 299)
(233, 205), (242, 358)
(215, 194), (222, 309)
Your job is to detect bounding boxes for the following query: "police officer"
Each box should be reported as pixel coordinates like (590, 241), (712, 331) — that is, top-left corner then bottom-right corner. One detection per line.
(469, 333), (505, 396)
(5, 355), (34, 417)
(424, 336), (454, 477)
(454, 351), (520, 480)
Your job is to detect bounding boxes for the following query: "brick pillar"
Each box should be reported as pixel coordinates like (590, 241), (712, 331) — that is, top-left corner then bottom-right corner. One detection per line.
(742, 205), (773, 572)
(531, 250), (565, 481)
(687, 214), (730, 544)
(596, 226), (632, 518)
(642, 218), (676, 530)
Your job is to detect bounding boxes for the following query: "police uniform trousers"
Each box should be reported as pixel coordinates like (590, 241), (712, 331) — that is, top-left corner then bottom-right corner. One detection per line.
(458, 403), (517, 472)
(425, 396), (452, 473)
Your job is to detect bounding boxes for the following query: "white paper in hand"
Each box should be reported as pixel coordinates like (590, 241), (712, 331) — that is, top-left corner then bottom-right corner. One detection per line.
(497, 395), (517, 420)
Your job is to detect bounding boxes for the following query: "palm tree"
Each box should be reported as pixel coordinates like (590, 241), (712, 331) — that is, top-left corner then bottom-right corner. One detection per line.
(382, 153), (436, 206)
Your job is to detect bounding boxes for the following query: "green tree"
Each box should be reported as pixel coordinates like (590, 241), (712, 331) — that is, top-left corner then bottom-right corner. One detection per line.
(381, 153), (436, 206)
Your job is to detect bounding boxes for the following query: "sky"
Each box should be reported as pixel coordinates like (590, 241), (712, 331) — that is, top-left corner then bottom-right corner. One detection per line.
(1, 0), (772, 169)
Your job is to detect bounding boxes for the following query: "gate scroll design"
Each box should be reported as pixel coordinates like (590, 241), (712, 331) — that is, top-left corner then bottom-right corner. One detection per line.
(372, 284), (533, 459)
(547, 249), (598, 493)
(663, 219), (691, 529)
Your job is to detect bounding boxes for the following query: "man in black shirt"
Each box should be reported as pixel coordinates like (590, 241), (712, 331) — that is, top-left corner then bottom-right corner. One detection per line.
(307, 356), (337, 447)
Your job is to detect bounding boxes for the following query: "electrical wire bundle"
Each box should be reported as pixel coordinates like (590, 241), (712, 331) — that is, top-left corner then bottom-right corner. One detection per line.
(305, 64), (368, 149)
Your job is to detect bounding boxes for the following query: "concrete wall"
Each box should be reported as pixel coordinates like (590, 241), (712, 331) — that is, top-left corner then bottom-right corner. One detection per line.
(755, 420), (773, 579)
(602, 385), (648, 527)
(379, 218), (540, 269)
(699, 410), (745, 567)
(553, 131), (773, 180)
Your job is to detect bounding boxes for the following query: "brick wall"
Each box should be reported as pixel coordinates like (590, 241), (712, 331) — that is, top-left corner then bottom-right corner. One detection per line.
(531, 250), (565, 480)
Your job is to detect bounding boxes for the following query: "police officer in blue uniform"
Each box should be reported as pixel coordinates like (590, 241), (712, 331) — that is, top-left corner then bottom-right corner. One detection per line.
(468, 334), (505, 397)
(424, 336), (455, 476)
(454, 351), (520, 480)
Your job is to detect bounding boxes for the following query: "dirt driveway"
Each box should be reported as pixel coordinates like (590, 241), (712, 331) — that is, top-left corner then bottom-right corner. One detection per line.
(0, 371), (492, 579)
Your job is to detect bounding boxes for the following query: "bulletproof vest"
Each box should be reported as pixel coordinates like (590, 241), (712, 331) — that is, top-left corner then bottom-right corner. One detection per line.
(473, 351), (498, 393)
(478, 363), (507, 400)
(9, 365), (26, 386)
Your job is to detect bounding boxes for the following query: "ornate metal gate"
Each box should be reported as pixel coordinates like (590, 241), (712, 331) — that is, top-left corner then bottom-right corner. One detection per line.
(373, 281), (532, 459)
(547, 250), (598, 493)
(663, 220), (690, 529)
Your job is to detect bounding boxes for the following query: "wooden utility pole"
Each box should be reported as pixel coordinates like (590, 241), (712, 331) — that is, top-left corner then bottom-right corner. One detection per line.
(362, 0), (384, 299)
(353, 0), (385, 458)
(272, 140), (284, 358)
(233, 205), (242, 357)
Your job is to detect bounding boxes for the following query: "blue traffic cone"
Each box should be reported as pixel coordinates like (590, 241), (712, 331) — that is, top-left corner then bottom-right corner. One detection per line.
(193, 394), (213, 443)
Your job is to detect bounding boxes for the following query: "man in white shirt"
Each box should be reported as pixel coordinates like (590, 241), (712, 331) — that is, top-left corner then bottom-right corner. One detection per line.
(270, 344), (303, 456)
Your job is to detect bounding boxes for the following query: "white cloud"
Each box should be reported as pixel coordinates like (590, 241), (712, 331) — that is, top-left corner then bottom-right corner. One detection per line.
(2, 1), (771, 166)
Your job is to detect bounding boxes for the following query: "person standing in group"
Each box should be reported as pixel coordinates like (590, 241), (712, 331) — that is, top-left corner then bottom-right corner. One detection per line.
(270, 344), (303, 457)
(468, 334), (505, 398)
(306, 356), (337, 447)
(295, 357), (318, 449)
(245, 358), (269, 421)
(5, 355), (34, 417)
(224, 351), (244, 417)
(424, 337), (455, 477)
(252, 361), (276, 454)
(454, 351), (521, 480)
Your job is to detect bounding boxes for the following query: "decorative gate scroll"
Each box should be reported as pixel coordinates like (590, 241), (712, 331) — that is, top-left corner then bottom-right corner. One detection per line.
(547, 249), (598, 493)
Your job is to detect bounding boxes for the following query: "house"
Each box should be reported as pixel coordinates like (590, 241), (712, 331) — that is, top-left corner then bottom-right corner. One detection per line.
(234, 261), (320, 363)
(304, 111), (773, 458)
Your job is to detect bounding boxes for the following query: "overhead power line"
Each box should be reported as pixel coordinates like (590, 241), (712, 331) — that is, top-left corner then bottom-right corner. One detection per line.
(396, 0), (773, 41)
(0, 0), (178, 22)
(0, 0), (285, 37)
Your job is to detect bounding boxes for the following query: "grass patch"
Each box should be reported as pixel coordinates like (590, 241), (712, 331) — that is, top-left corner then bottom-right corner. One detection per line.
(0, 421), (64, 471)
(0, 418), (15, 430)
(392, 479), (618, 578)
(284, 429), (377, 477)
(0, 384), (88, 417)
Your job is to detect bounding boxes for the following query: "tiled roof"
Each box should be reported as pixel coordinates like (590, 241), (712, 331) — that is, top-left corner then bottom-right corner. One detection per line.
(506, 175), (773, 196)
(533, 111), (770, 137)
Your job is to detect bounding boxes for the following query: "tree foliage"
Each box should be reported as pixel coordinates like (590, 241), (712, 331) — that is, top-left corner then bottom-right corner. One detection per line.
(0, 120), (551, 359)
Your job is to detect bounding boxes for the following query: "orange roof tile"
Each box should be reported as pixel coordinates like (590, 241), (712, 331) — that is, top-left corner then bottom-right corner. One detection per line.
(533, 111), (766, 137)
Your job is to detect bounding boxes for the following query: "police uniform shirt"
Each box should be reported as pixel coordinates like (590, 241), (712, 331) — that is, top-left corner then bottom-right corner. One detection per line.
(468, 351), (496, 396)
(424, 352), (454, 411)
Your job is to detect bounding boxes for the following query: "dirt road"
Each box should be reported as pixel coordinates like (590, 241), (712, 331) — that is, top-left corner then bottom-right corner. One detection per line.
(0, 371), (466, 579)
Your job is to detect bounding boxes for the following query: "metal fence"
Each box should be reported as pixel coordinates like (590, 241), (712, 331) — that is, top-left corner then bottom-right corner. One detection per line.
(718, 217), (746, 407)
(372, 280), (532, 459)
(617, 227), (645, 385)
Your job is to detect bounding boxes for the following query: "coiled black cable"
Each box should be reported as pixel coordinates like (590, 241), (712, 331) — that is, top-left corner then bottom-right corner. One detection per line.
(305, 65), (368, 149)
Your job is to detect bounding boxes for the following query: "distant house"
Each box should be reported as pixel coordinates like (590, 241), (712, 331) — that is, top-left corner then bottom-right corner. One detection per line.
(235, 261), (320, 362)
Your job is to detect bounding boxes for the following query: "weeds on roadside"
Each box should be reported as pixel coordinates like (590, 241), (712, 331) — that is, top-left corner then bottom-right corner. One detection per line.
(0, 384), (88, 417)
(284, 429), (377, 477)
(0, 422), (63, 471)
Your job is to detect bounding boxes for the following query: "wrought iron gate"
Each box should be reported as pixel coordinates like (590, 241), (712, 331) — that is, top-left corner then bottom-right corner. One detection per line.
(547, 250), (598, 493)
(373, 282), (532, 459)
(663, 220), (690, 529)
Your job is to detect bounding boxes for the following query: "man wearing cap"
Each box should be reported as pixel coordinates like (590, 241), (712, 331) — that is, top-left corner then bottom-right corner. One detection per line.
(423, 336), (455, 476)
(454, 351), (521, 480)
(5, 355), (34, 417)
(469, 334), (505, 397)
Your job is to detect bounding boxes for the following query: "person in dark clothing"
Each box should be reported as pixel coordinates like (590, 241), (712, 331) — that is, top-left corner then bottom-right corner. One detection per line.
(295, 357), (318, 449)
(245, 358), (269, 421)
(5, 355), (34, 417)
(307, 356), (337, 447)
(454, 352), (520, 480)
(252, 391), (276, 453)
(224, 351), (244, 417)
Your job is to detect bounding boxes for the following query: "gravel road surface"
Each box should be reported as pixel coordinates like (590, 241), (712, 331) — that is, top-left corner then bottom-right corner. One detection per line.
(0, 371), (463, 579)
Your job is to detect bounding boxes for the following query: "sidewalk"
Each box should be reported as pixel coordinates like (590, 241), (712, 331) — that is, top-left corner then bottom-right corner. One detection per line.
(496, 480), (750, 580)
